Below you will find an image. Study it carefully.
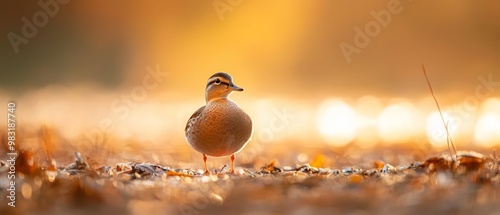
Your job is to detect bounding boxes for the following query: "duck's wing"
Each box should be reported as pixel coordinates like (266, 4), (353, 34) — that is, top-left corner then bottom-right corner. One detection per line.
(185, 106), (205, 134)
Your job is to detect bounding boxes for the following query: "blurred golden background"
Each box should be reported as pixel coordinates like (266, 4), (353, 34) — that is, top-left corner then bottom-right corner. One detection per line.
(1, 1), (500, 168)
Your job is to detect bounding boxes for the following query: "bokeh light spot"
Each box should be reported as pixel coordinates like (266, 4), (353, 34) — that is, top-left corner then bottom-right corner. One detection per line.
(316, 99), (357, 146)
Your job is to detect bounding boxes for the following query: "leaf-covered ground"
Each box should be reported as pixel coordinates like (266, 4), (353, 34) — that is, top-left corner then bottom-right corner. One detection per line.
(1, 149), (499, 215)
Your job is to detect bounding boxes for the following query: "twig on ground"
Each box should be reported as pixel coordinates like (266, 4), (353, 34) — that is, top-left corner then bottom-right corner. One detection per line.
(422, 65), (458, 161)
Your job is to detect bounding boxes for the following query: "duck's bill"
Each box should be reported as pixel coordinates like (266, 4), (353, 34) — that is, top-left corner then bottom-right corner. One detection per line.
(230, 84), (244, 91)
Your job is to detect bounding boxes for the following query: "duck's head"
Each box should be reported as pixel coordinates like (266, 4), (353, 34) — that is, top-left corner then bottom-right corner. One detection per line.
(205, 72), (244, 102)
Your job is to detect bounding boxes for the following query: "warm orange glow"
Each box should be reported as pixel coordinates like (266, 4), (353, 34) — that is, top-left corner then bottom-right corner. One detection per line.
(1, 2), (499, 151)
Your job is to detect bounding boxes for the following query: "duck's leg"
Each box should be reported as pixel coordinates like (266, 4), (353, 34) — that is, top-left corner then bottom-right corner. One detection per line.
(229, 154), (235, 173)
(203, 154), (210, 175)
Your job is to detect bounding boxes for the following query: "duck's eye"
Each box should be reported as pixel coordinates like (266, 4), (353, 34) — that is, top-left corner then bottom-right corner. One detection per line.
(215, 78), (221, 84)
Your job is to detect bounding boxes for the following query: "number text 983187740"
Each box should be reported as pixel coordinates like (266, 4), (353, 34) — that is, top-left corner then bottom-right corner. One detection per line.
(7, 102), (17, 207)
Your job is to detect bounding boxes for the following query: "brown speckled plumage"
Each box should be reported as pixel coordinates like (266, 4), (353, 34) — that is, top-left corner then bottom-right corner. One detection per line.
(186, 99), (252, 157)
